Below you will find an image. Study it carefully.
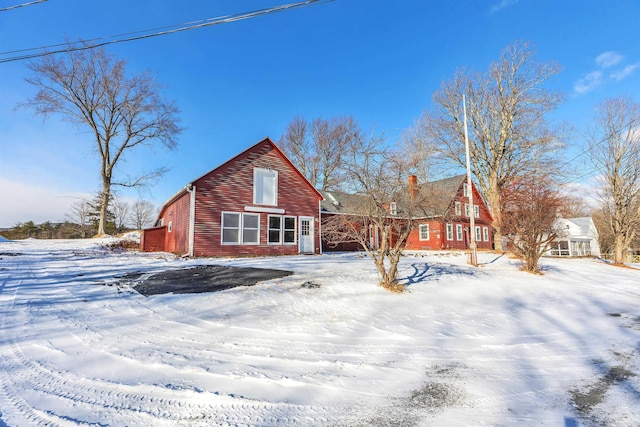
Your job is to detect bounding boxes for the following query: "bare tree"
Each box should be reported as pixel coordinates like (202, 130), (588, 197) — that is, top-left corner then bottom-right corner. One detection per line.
(589, 97), (640, 264)
(409, 41), (566, 250)
(322, 135), (430, 293)
(501, 175), (563, 273)
(130, 199), (156, 230)
(23, 43), (182, 236)
(65, 200), (93, 238)
(112, 195), (130, 233)
(278, 116), (359, 191)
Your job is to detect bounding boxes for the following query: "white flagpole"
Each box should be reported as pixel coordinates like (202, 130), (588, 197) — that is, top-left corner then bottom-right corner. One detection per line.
(463, 94), (478, 266)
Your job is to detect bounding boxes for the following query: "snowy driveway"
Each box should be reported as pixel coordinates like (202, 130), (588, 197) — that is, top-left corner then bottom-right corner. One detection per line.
(1, 239), (640, 426)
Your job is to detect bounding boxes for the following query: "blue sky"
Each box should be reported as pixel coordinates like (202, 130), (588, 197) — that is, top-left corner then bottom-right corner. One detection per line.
(1, 0), (639, 228)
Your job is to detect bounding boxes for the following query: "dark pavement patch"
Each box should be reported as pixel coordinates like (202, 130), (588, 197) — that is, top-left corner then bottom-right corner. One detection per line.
(134, 265), (293, 296)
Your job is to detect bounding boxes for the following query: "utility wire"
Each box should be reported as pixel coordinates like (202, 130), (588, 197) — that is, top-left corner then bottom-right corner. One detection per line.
(0, 0), (333, 63)
(0, 0), (46, 12)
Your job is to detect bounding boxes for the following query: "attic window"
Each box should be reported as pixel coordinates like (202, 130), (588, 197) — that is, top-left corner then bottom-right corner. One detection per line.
(390, 202), (397, 215)
(463, 183), (470, 197)
(254, 168), (278, 206)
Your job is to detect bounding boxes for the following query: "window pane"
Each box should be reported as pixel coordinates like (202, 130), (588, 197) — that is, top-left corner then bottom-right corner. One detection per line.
(244, 214), (259, 229)
(223, 212), (239, 227)
(284, 217), (295, 229)
(284, 230), (295, 243)
(243, 229), (258, 243)
(269, 229), (281, 243)
(223, 229), (239, 243)
(269, 216), (281, 229)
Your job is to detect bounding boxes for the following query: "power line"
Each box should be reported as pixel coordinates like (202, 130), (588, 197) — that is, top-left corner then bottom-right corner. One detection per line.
(0, 0), (333, 63)
(0, 0), (46, 12)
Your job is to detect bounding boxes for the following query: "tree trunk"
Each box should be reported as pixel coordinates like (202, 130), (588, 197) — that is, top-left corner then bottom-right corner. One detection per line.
(97, 174), (111, 236)
(614, 234), (626, 264)
(486, 186), (504, 251)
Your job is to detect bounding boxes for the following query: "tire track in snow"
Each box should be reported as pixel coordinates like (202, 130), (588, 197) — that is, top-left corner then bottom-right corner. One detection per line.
(0, 249), (339, 426)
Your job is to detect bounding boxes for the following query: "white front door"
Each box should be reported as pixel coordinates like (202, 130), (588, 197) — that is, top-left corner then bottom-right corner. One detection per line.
(299, 217), (314, 254)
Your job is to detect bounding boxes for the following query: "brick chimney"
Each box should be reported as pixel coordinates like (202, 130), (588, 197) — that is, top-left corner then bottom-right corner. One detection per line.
(408, 175), (418, 200)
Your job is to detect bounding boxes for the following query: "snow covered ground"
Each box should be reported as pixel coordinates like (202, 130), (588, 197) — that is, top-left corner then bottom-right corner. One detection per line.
(0, 238), (639, 426)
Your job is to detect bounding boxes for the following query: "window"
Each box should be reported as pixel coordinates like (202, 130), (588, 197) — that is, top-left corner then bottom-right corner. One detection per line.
(463, 183), (470, 197)
(390, 202), (397, 216)
(465, 203), (470, 217)
(419, 224), (429, 241)
(446, 223), (453, 240)
(222, 212), (240, 244)
(474, 205), (480, 218)
(483, 226), (489, 242)
(254, 168), (278, 206)
(168, 221), (173, 233)
(222, 212), (259, 244)
(455, 201), (461, 216)
(242, 214), (259, 244)
(268, 215), (296, 244)
(475, 226), (481, 241)
(456, 224), (463, 241)
(284, 216), (296, 243)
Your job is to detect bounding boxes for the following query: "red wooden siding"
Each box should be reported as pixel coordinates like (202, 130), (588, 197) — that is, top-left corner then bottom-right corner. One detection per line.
(140, 226), (166, 252)
(191, 139), (321, 257)
(405, 180), (494, 251)
(159, 191), (191, 254)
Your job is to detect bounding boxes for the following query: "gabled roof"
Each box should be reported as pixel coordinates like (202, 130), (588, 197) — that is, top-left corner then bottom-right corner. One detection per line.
(413, 175), (467, 217)
(319, 175), (470, 219)
(161, 137), (323, 208)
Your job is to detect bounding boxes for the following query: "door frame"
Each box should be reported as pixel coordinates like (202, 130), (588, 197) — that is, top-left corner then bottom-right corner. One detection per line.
(298, 216), (315, 254)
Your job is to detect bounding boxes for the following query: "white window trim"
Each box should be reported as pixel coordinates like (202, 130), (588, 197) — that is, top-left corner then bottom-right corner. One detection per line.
(268, 215), (282, 245)
(242, 213), (260, 245)
(474, 205), (480, 218)
(253, 167), (278, 206)
(390, 202), (397, 216)
(483, 226), (489, 242)
(463, 183), (470, 197)
(475, 226), (481, 242)
(464, 203), (470, 217)
(221, 211), (260, 245)
(419, 224), (430, 241)
(455, 201), (461, 216)
(456, 224), (463, 241)
(283, 215), (297, 245)
(221, 212), (240, 245)
(446, 223), (453, 240)
(268, 215), (297, 245)
(168, 221), (173, 233)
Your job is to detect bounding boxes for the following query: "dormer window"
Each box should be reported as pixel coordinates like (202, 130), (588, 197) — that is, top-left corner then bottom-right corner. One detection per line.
(254, 168), (278, 206)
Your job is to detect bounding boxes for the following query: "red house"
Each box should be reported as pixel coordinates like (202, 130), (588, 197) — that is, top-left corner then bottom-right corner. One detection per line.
(320, 175), (494, 252)
(141, 138), (324, 257)
(404, 175), (494, 250)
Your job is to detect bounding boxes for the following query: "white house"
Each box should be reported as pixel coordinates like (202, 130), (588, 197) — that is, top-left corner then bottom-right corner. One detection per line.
(547, 217), (601, 257)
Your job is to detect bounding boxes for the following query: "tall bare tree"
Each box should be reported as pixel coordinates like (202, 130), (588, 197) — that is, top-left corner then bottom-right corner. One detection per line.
(130, 199), (156, 230)
(23, 43), (182, 236)
(589, 97), (640, 264)
(278, 115), (359, 191)
(409, 41), (566, 250)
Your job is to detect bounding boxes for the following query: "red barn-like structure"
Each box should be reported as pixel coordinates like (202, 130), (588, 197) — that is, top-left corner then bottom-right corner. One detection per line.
(141, 138), (324, 257)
